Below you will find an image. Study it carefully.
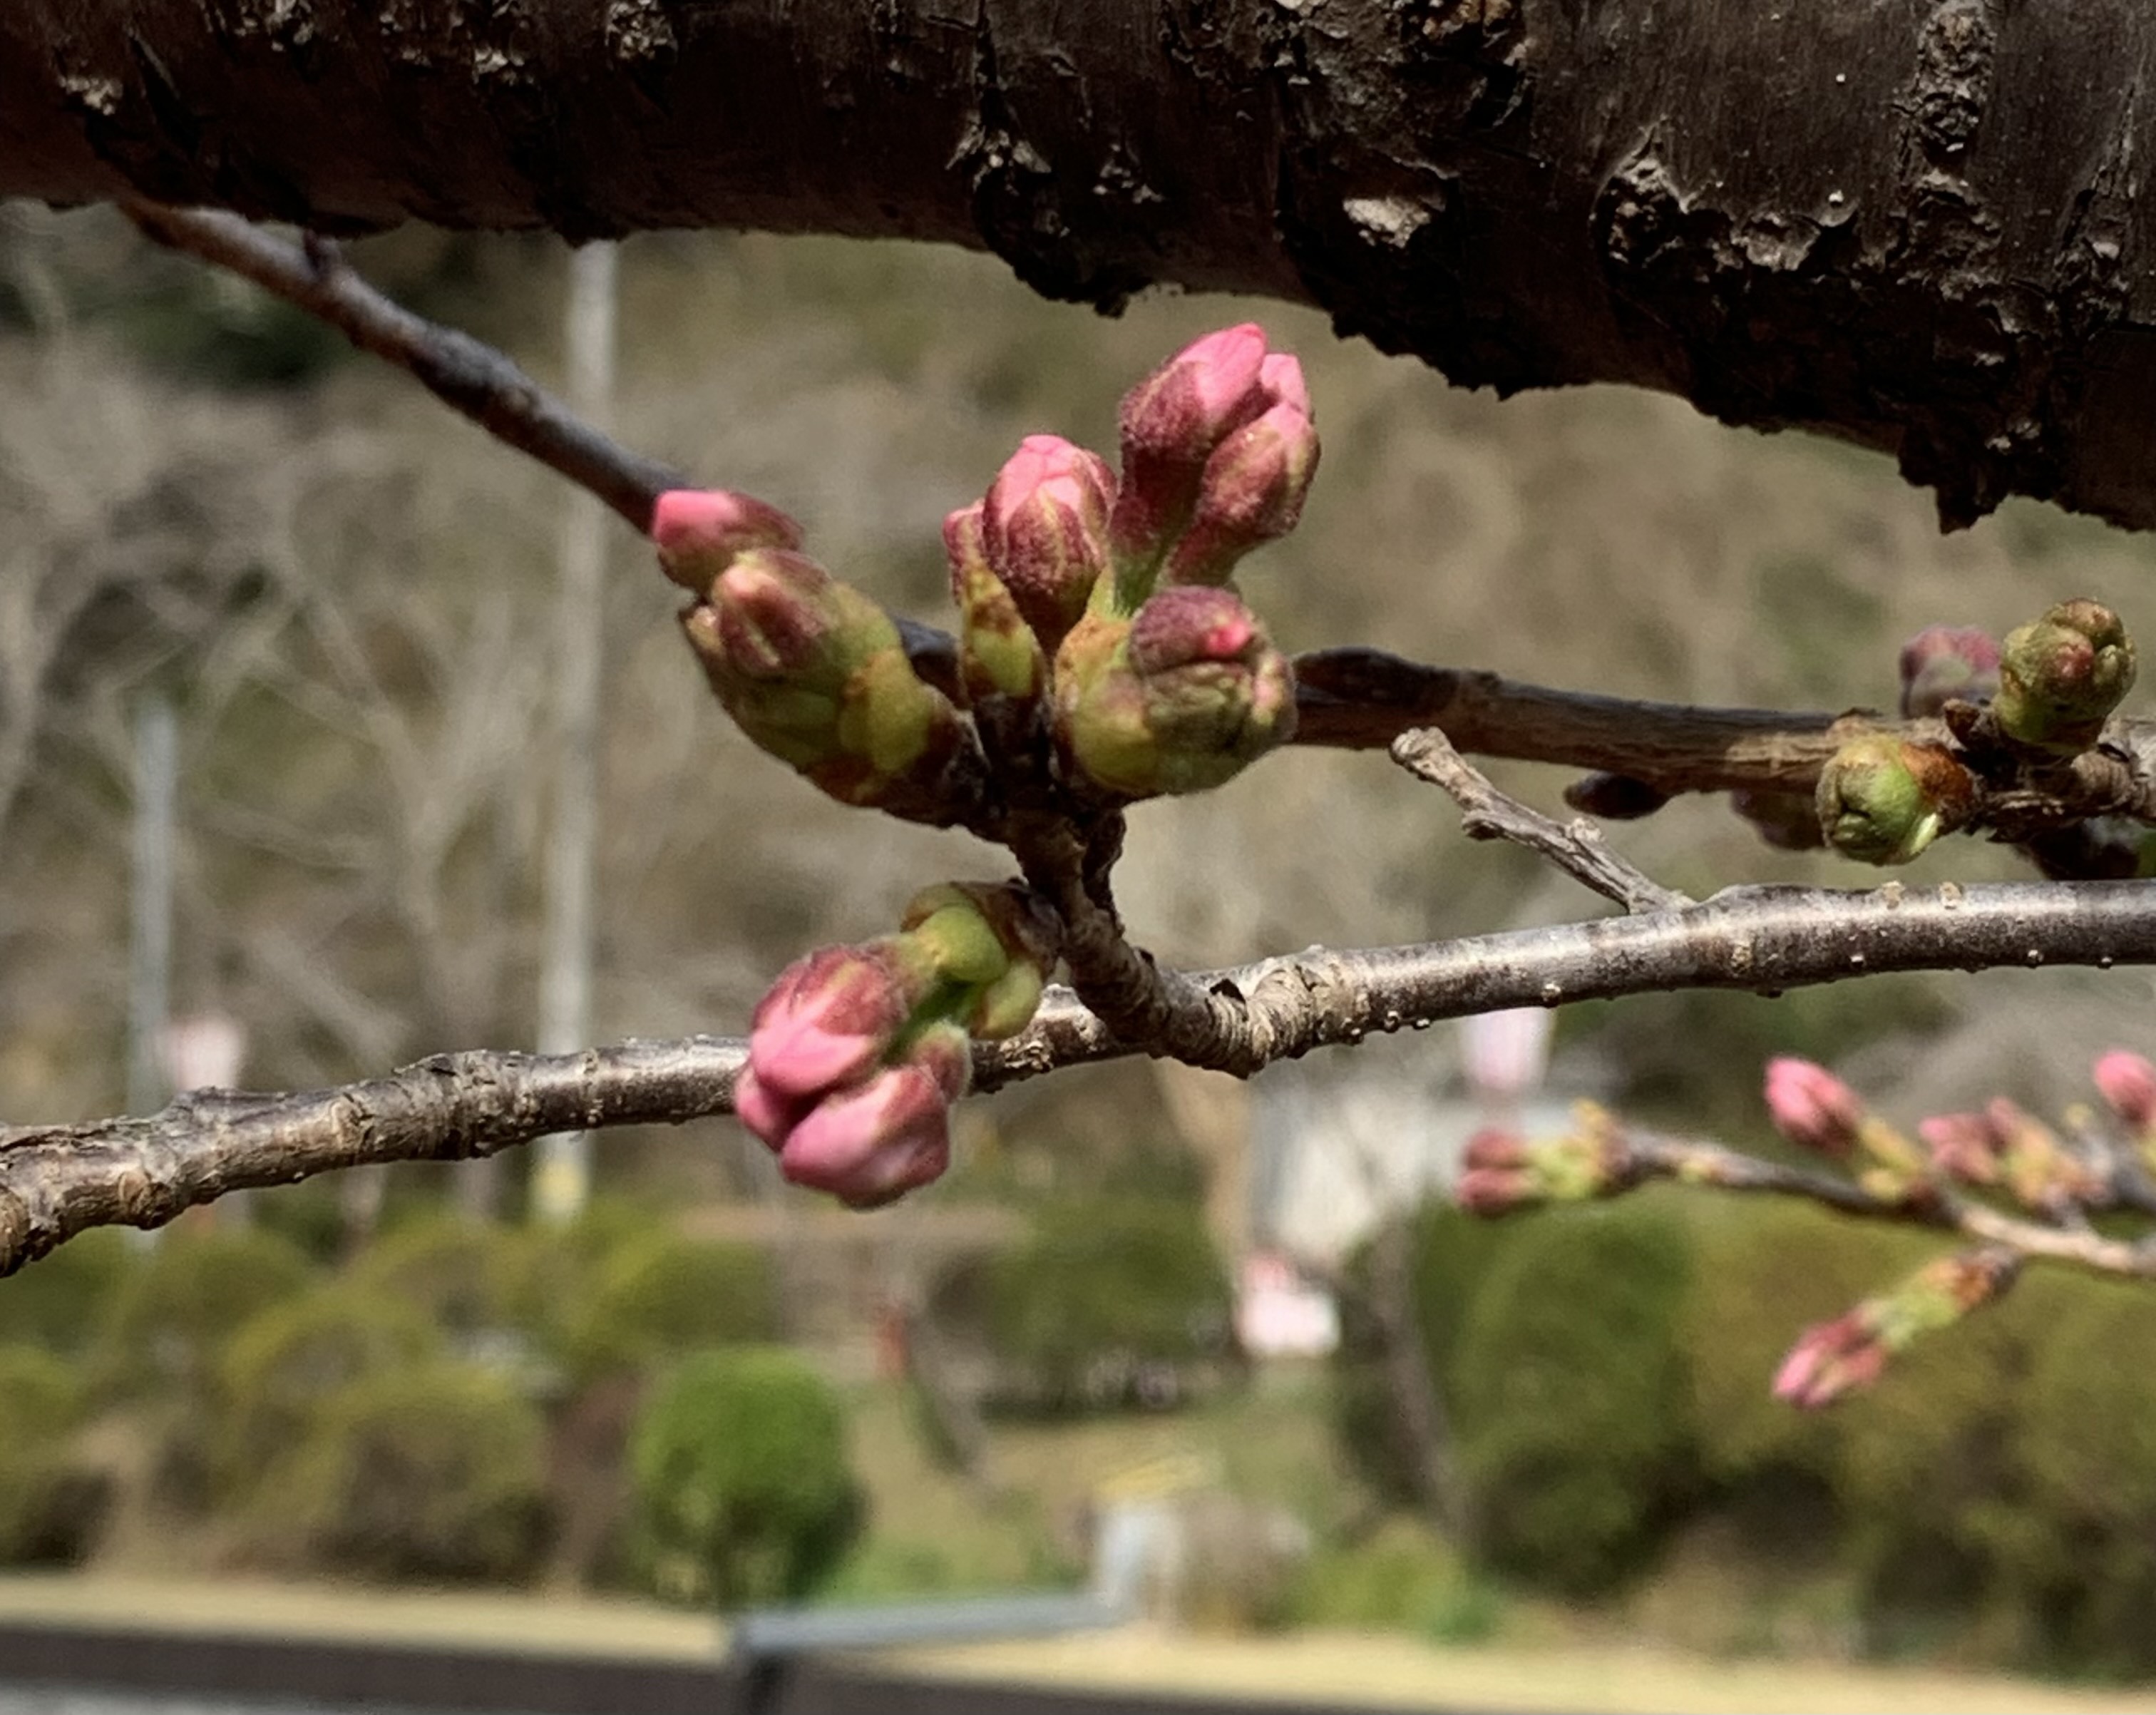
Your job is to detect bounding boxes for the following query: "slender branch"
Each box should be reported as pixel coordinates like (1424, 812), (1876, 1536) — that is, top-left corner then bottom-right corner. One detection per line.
(123, 202), (688, 533)
(1390, 726), (1692, 914)
(11, 877), (2156, 1278)
(128, 204), (2156, 821)
(1603, 1130), (2156, 1281)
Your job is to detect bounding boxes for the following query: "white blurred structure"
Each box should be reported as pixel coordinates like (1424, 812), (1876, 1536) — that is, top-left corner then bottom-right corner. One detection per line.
(1247, 1015), (1573, 1269)
(161, 1013), (247, 1091)
(1235, 1249), (1341, 1358)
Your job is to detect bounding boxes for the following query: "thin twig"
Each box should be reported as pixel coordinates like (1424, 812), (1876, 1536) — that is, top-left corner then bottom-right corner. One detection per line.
(1606, 1131), (2156, 1281)
(11, 877), (2156, 1276)
(1391, 725), (1693, 913)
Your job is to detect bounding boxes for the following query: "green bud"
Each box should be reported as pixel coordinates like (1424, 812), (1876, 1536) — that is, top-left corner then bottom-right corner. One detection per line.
(684, 548), (973, 814)
(1814, 736), (1971, 865)
(897, 881), (1062, 1042)
(1052, 590), (1296, 799)
(1993, 598), (2137, 754)
(946, 506), (1047, 705)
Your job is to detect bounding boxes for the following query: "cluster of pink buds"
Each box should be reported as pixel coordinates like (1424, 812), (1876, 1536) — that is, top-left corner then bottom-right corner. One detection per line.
(1917, 1097), (2106, 1214)
(1763, 1058), (1930, 1200)
(1450, 1107), (1626, 1214)
(732, 884), (1058, 1207)
(939, 323), (1315, 802)
(1773, 1249), (2018, 1410)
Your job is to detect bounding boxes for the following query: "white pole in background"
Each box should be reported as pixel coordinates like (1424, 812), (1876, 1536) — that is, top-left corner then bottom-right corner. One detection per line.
(532, 241), (617, 1226)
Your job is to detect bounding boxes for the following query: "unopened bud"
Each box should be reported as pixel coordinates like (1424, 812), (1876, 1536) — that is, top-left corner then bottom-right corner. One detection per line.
(652, 488), (804, 595)
(1993, 598), (2136, 754)
(770, 1024), (971, 1209)
(1052, 588), (1297, 798)
(1983, 1096), (2105, 1214)
(1161, 362), (1320, 587)
(1898, 625), (2001, 719)
(1773, 1249), (2017, 1409)
(979, 436), (1115, 648)
(745, 942), (923, 1101)
(1814, 737), (1971, 865)
(1764, 1058), (1864, 1157)
(1917, 1110), (1998, 1184)
(2095, 1048), (2156, 1132)
(684, 550), (973, 814)
(1109, 324), (1274, 596)
(945, 505), (1047, 705)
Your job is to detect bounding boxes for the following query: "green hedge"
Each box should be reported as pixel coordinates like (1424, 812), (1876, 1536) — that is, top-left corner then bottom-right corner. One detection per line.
(973, 1196), (1233, 1414)
(629, 1346), (861, 1607)
(0, 1343), (106, 1564)
(274, 1362), (553, 1582)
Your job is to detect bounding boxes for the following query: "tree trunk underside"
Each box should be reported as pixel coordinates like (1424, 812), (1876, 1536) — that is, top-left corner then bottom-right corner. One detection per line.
(6, 1), (2155, 531)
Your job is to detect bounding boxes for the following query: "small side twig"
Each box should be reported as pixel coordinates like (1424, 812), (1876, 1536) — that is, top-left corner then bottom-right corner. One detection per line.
(1392, 726), (1693, 914)
(1606, 1130), (2156, 1281)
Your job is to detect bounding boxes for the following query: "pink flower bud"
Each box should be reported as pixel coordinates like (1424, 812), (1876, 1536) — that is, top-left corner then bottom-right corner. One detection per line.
(1772, 1311), (1886, 1409)
(1763, 1058), (1864, 1157)
(1109, 324), (1276, 592)
(773, 1028), (970, 1209)
(652, 488), (805, 595)
(1897, 625), (2001, 719)
(980, 436), (1115, 647)
(2095, 1048), (2156, 1132)
(1454, 1167), (1539, 1216)
(1917, 1110), (1999, 1184)
(746, 943), (920, 1100)
(1462, 1127), (1530, 1171)
(707, 549), (846, 681)
(1163, 389), (1320, 588)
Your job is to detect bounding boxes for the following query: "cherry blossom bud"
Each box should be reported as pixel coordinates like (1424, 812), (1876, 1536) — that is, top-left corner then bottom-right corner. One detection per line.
(774, 1025), (971, 1209)
(2095, 1048), (2156, 1132)
(1983, 1096), (2105, 1214)
(1774, 1249), (2017, 1409)
(1454, 1167), (1539, 1215)
(1109, 324), (1273, 593)
(945, 504), (1047, 705)
(1462, 1127), (1530, 1171)
(980, 436), (1115, 648)
(1814, 737), (1971, 865)
(1764, 1058), (1864, 1157)
(682, 549), (972, 813)
(745, 943), (922, 1100)
(1162, 361), (1320, 587)
(1917, 1110), (1998, 1184)
(1897, 625), (2001, 719)
(652, 488), (805, 595)
(1052, 589), (1297, 798)
(1993, 598), (2137, 754)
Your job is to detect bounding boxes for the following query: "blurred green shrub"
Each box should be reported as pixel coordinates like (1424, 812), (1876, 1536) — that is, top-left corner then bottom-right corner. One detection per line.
(562, 1232), (779, 1382)
(0, 1343), (106, 1565)
(628, 1346), (861, 1607)
(1449, 1200), (1698, 1594)
(348, 1212), (522, 1341)
(973, 1196), (1233, 1415)
(96, 1225), (316, 1399)
(0, 1228), (136, 1357)
(1292, 1519), (1504, 1643)
(274, 1362), (552, 1583)
(214, 1282), (442, 1500)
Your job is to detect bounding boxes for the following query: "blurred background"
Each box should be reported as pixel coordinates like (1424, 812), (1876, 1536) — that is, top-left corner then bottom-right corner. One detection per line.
(4, 200), (2156, 1695)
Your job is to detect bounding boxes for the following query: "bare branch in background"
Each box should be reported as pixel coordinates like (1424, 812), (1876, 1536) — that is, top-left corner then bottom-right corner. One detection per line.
(1390, 726), (1691, 915)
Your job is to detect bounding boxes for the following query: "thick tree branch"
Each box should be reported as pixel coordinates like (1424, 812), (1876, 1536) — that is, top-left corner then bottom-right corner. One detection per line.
(1390, 725), (1692, 913)
(11, 877), (2156, 1277)
(12, 3), (2156, 526)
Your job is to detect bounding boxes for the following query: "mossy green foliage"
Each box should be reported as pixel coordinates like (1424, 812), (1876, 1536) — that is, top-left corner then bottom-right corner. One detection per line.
(213, 1282), (443, 1502)
(972, 1195), (1233, 1415)
(277, 1362), (552, 1583)
(0, 1229), (138, 1358)
(95, 1225), (317, 1398)
(0, 1343), (104, 1564)
(628, 1346), (861, 1607)
(560, 1232), (779, 1383)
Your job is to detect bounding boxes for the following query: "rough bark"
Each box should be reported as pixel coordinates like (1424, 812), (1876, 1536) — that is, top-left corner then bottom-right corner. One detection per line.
(6, 2), (2156, 528)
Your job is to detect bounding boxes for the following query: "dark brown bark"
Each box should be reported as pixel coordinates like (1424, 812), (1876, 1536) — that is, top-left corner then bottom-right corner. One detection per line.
(6, 2), (2156, 528)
